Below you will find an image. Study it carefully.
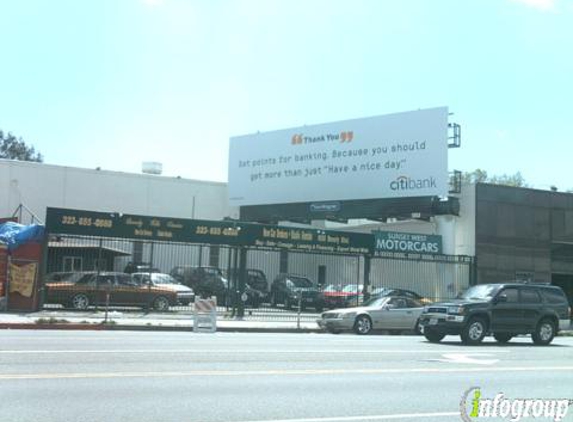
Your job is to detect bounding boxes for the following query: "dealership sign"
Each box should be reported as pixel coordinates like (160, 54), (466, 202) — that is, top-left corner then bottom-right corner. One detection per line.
(228, 107), (449, 206)
(46, 208), (374, 255)
(374, 231), (442, 254)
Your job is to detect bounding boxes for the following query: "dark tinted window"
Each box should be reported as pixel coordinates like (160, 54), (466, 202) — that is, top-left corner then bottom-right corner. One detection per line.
(540, 288), (567, 304)
(500, 288), (519, 303)
(388, 297), (407, 308)
(117, 274), (136, 285)
(520, 288), (541, 303)
(407, 298), (423, 308)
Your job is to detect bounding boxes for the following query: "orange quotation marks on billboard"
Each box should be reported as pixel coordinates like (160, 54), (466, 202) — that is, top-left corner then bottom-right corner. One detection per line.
(340, 131), (354, 143)
(291, 134), (303, 145)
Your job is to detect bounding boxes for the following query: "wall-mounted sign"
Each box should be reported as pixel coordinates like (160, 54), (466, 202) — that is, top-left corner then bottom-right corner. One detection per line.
(310, 202), (341, 213)
(228, 107), (449, 206)
(9, 262), (37, 298)
(374, 231), (442, 255)
(46, 208), (375, 255)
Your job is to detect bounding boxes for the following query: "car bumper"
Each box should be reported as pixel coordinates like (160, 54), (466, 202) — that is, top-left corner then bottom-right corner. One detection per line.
(316, 318), (354, 331)
(559, 319), (571, 331)
(176, 294), (195, 306)
(324, 299), (347, 308)
(419, 314), (466, 335)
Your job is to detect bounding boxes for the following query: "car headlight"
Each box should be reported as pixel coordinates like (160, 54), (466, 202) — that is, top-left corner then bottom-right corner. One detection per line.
(342, 312), (356, 319)
(447, 306), (465, 315)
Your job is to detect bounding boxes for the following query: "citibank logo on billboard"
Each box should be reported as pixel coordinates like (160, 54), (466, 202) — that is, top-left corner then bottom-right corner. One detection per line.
(390, 175), (437, 191)
(374, 231), (442, 255)
(291, 131), (354, 146)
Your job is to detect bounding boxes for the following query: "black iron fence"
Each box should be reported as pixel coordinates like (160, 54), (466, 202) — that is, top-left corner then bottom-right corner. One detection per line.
(41, 233), (474, 322)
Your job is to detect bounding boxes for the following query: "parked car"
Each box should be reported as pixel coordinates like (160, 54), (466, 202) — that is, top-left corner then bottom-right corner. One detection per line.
(131, 272), (195, 305)
(44, 271), (91, 284)
(227, 268), (269, 307)
(123, 262), (160, 274)
(323, 284), (363, 308)
(371, 287), (432, 304)
(419, 283), (571, 345)
(318, 296), (425, 335)
(170, 266), (228, 303)
(270, 274), (324, 312)
(45, 271), (178, 311)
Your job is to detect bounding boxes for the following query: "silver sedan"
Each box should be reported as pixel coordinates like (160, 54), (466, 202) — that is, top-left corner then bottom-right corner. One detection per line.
(317, 296), (424, 335)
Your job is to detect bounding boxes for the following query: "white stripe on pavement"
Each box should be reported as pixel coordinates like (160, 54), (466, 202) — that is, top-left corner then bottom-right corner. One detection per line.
(1, 365), (572, 380)
(217, 411), (460, 422)
(0, 349), (511, 354)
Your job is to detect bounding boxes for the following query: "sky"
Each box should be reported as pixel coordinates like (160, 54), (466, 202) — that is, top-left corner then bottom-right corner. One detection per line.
(0, 0), (572, 190)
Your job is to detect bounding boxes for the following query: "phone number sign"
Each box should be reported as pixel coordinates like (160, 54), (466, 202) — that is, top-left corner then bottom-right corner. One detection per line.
(46, 208), (374, 254)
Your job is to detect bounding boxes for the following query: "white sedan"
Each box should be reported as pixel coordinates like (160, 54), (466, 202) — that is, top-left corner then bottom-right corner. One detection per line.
(317, 296), (424, 335)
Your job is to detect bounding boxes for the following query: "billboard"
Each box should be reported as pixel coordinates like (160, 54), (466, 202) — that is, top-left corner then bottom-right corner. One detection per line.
(228, 107), (449, 207)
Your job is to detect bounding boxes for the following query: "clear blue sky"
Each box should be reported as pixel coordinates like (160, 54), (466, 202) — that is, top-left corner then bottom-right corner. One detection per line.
(1, 0), (571, 190)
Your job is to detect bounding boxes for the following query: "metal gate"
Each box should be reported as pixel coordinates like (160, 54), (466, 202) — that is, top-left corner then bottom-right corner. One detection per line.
(371, 252), (474, 302)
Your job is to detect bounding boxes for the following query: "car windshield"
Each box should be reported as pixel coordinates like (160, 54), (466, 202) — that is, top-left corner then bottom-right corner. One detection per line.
(459, 285), (499, 300)
(371, 287), (389, 296)
(361, 296), (389, 307)
(286, 277), (313, 288)
(151, 274), (178, 284)
(204, 267), (223, 276)
(342, 284), (362, 293)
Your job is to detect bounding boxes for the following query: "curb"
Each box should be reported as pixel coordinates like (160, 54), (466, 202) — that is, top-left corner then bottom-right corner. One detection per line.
(0, 322), (322, 333)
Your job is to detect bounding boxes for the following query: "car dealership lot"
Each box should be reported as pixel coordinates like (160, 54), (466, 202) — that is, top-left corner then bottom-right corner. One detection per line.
(1, 331), (572, 422)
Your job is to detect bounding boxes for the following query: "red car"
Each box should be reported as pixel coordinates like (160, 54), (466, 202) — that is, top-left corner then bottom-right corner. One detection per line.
(323, 284), (364, 308)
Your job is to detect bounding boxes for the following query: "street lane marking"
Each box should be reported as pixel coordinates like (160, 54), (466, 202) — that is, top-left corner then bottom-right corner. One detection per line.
(220, 411), (460, 422)
(427, 353), (500, 365)
(0, 349), (511, 354)
(1, 365), (572, 380)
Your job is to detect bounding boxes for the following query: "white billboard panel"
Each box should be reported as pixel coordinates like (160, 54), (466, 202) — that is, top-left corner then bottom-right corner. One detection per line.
(228, 107), (449, 206)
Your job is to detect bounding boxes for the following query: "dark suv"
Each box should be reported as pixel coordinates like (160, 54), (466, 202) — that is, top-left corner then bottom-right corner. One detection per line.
(419, 283), (571, 345)
(270, 274), (324, 312)
(170, 266), (228, 302)
(228, 268), (269, 307)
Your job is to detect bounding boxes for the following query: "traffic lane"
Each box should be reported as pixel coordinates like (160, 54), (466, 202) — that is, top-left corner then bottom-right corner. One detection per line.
(1, 333), (572, 376)
(2, 363), (572, 422)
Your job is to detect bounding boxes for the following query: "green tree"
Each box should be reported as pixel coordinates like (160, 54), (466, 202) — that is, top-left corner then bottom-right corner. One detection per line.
(0, 130), (43, 162)
(461, 168), (489, 184)
(462, 169), (529, 187)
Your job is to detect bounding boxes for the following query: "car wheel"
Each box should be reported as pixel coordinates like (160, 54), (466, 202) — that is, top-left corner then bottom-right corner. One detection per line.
(353, 315), (372, 335)
(414, 318), (423, 335)
(461, 317), (487, 345)
(493, 333), (513, 344)
(71, 294), (90, 310)
(423, 328), (445, 343)
(153, 296), (170, 311)
(532, 318), (556, 346)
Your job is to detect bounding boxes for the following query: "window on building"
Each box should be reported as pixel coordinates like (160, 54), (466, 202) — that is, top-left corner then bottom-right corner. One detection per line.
(63, 256), (82, 272)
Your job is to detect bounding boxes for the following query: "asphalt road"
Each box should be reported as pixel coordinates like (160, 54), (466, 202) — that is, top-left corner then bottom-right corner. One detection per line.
(1, 331), (572, 422)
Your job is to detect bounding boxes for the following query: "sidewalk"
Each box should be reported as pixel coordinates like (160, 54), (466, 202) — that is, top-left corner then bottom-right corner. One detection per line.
(0, 310), (322, 333)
